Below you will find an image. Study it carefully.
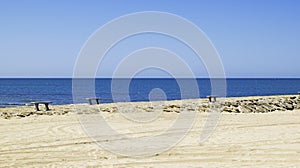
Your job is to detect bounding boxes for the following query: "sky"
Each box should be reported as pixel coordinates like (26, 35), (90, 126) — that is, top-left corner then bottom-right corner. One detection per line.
(0, 0), (299, 78)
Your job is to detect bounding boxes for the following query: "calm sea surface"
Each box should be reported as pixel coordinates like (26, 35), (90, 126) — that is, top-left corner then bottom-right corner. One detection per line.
(0, 78), (300, 107)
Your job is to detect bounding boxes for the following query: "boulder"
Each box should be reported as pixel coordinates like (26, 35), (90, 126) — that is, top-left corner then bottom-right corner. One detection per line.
(286, 104), (294, 110)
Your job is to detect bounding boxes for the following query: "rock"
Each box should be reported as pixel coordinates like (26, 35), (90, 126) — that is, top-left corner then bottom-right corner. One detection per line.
(168, 104), (180, 108)
(286, 100), (294, 105)
(273, 103), (281, 107)
(273, 106), (285, 111)
(257, 99), (266, 104)
(232, 103), (239, 108)
(36, 111), (45, 115)
(163, 104), (181, 113)
(17, 114), (26, 117)
(144, 108), (154, 112)
(233, 108), (240, 113)
(224, 102), (231, 106)
(100, 107), (118, 113)
(286, 104), (294, 110)
(198, 107), (207, 112)
(223, 106), (236, 112)
(239, 106), (252, 113)
(295, 104), (300, 109)
(261, 105), (272, 112)
(278, 102), (286, 108)
(163, 108), (180, 113)
(163, 108), (172, 112)
(254, 106), (267, 113)
(186, 107), (195, 111)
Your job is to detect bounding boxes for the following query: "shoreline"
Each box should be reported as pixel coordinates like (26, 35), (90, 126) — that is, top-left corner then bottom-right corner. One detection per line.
(0, 94), (299, 119)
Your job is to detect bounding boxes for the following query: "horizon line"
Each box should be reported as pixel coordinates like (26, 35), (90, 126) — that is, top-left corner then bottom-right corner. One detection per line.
(1, 76), (300, 79)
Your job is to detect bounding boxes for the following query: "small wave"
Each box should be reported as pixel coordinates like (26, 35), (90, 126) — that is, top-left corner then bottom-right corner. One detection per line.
(0, 102), (29, 108)
(20, 99), (40, 103)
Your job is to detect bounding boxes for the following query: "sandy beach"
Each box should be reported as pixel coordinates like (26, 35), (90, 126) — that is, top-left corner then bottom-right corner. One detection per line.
(1, 0), (299, 167)
(1, 96), (300, 167)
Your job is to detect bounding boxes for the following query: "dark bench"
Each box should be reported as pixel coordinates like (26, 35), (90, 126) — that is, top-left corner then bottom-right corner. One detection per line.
(31, 101), (52, 111)
(86, 98), (102, 105)
(207, 96), (217, 102)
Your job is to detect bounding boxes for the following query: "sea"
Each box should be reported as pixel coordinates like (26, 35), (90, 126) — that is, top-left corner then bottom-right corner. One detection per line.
(0, 78), (300, 107)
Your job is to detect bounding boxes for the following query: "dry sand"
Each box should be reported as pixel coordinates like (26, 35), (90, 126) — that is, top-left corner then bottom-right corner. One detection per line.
(0, 100), (300, 167)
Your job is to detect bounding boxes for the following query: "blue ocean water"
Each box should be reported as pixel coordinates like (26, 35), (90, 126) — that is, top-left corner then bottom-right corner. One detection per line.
(0, 78), (300, 107)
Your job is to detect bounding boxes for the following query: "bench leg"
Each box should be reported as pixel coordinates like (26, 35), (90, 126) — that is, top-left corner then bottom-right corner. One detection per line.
(96, 99), (100, 104)
(45, 103), (50, 111)
(34, 104), (40, 111)
(208, 97), (217, 103)
(88, 100), (92, 105)
(208, 97), (212, 102)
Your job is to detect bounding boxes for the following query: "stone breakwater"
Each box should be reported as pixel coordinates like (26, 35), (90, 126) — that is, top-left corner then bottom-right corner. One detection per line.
(202, 95), (300, 113)
(158, 95), (300, 113)
(0, 95), (299, 119)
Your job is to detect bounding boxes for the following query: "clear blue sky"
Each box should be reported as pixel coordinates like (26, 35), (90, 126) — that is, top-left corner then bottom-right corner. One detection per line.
(0, 0), (299, 78)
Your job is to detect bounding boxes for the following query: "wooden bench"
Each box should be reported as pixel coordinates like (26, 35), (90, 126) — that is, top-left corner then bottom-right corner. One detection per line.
(31, 101), (52, 111)
(86, 98), (102, 105)
(207, 96), (217, 102)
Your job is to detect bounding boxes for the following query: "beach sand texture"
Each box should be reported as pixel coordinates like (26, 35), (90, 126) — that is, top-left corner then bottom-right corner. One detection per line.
(1, 96), (300, 167)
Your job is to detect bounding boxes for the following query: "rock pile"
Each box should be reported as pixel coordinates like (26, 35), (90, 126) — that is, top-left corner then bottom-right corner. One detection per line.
(0, 109), (69, 119)
(163, 104), (181, 113)
(210, 95), (300, 113)
(0, 95), (299, 119)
